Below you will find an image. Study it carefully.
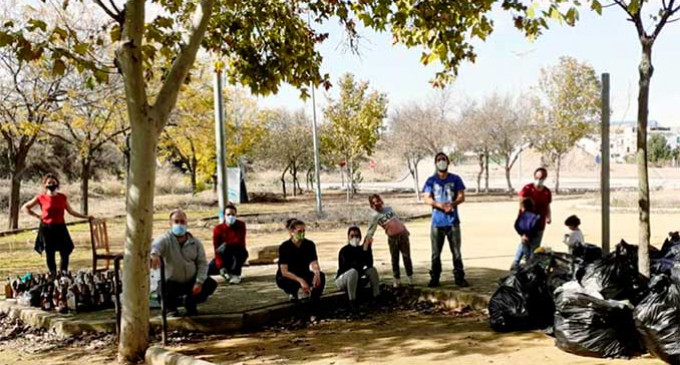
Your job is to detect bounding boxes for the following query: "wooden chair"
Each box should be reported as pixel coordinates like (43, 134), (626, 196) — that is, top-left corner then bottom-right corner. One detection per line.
(90, 218), (123, 272)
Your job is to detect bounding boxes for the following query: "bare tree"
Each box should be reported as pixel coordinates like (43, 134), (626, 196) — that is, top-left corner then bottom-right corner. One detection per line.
(0, 51), (67, 229)
(390, 99), (453, 201)
(478, 93), (530, 192)
(456, 101), (493, 193)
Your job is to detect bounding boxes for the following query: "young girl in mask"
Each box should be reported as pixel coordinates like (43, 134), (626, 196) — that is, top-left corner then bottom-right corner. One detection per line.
(276, 218), (325, 301)
(23, 173), (94, 273)
(335, 226), (380, 311)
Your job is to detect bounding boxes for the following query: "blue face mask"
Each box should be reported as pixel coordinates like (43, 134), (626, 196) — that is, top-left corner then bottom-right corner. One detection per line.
(171, 224), (187, 237)
(225, 215), (237, 226)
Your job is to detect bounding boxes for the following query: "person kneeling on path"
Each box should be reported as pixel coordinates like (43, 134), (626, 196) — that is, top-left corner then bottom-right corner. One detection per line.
(276, 218), (326, 302)
(365, 194), (413, 287)
(151, 209), (217, 317)
(208, 203), (248, 284)
(336, 226), (380, 311)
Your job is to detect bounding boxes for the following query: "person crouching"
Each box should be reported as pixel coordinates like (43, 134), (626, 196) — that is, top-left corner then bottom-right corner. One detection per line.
(335, 226), (380, 312)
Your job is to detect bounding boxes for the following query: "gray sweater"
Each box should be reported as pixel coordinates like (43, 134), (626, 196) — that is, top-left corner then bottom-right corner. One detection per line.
(151, 231), (208, 285)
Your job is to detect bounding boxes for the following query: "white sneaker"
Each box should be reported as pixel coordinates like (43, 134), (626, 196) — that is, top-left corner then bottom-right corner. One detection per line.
(406, 276), (413, 285)
(220, 268), (230, 281)
(393, 278), (401, 288)
(229, 275), (241, 284)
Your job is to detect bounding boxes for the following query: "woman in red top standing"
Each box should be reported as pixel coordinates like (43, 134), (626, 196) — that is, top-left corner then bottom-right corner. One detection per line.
(208, 203), (248, 284)
(22, 173), (94, 273)
(511, 167), (552, 269)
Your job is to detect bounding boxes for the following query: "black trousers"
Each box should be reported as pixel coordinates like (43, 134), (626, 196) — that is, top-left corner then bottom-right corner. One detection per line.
(36, 223), (74, 273)
(208, 245), (249, 276)
(276, 271), (326, 300)
(157, 276), (217, 311)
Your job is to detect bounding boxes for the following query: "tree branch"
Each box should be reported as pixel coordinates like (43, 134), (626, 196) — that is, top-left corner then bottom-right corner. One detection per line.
(93, 0), (123, 23)
(152, 0), (215, 132)
(652, 0), (677, 39)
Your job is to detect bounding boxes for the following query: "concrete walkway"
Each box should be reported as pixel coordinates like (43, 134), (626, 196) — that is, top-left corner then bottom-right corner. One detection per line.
(0, 263), (505, 337)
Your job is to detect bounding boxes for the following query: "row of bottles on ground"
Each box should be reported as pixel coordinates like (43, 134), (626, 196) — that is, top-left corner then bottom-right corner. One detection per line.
(4, 270), (120, 313)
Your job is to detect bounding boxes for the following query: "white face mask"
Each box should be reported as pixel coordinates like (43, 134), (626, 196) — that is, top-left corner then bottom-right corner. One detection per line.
(436, 161), (448, 172)
(349, 237), (361, 247)
(535, 179), (545, 187)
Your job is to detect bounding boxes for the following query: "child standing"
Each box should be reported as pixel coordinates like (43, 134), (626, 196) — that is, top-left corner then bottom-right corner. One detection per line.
(364, 194), (413, 287)
(563, 215), (584, 253)
(511, 198), (541, 270)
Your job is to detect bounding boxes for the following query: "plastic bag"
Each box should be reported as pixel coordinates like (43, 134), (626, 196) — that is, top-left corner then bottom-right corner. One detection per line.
(554, 283), (644, 358)
(634, 274), (680, 365)
(489, 264), (553, 332)
(572, 243), (603, 264)
(580, 240), (648, 304)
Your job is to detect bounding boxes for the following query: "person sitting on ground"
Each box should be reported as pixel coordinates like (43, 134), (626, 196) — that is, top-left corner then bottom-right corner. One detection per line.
(511, 198), (541, 270)
(563, 215), (584, 254)
(364, 194), (413, 287)
(208, 203), (248, 284)
(151, 209), (217, 317)
(23, 173), (94, 273)
(336, 226), (380, 311)
(276, 218), (325, 302)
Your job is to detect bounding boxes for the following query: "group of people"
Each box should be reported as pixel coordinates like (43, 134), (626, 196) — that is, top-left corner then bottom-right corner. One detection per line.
(24, 152), (584, 316)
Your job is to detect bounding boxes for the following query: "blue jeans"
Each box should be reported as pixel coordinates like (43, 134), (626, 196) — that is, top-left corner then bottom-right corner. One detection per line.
(512, 230), (544, 267)
(430, 225), (464, 280)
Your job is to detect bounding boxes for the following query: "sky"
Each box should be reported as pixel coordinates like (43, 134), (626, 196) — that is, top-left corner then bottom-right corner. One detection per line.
(257, 4), (680, 126)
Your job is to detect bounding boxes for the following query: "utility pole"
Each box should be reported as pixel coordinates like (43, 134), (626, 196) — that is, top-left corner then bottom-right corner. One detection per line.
(601, 73), (611, 254)
(214, 61), (228, 223)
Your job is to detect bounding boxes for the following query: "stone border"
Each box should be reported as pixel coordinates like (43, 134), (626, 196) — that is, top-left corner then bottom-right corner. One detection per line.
(0, 287), (491, 338)
(146, 346), (217, 365)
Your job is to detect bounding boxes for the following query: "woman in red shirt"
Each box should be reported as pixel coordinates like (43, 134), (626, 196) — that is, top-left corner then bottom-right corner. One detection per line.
(22, 173), (93, 273)
(208, 203), (248, 284)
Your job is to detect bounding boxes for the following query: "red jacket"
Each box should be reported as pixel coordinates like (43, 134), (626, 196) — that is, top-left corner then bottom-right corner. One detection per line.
(212, 220), (247, 268)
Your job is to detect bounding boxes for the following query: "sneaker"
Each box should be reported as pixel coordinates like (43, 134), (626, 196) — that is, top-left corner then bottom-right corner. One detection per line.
(229, 275), (241, 285)
(392, 278), (401, 288)
(167, 309), (180, 318)
(455, 278), (470, 288)
(220, 268), (230, 281)
(427, 278), (440, 288)
(406, 276), (414, 286)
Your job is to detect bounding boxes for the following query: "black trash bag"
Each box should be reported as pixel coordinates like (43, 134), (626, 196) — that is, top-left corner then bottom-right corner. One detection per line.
(528, 251), (573, 295)
(489, 263), (553, 332)
(651, 258), (677, 276)
(554, 284), (645, 359)
(634, 274), (680, 365)
(580, 240), (649, 305)
(573, 244), (603, 264)
(660, 231), (680, 257)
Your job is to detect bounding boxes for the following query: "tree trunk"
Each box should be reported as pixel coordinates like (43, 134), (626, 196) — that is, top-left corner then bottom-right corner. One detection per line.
(637, 40), (653, 278)
(407, 157), (422, 202)
(290, 162), (298, 197)
(476, 153), (484, 194)
(190, 170), (197, 195)
(8, 171), (23, 230)
(281, 165), (289, 199)
(118, 113), (157, 362)
(80, 158), (91, 215)
(346, 163), (352, 202)
(504, 160), (513, 193)
(484, 151), (490, 193)
(555, 154), (562, 195)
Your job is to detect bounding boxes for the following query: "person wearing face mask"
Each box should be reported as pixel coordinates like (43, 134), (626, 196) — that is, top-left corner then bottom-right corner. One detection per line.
(335, 226), (380, 311)
(511, 167), (553, 269)
(208, 203), (248, 284)
(423, 152), (468, 288)
(150, 209), (217, 317)
(23, 173), (94, 273)
(276, 218), (325, 302)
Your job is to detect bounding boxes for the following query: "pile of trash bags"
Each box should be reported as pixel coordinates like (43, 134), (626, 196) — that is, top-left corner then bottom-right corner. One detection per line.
(489, 235), (680, 364)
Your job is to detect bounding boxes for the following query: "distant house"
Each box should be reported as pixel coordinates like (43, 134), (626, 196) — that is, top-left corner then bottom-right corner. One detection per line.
(608, 120), (680, 162)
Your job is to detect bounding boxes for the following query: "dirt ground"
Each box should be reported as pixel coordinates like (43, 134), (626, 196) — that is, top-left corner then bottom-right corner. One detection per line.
(170, 310), (665, 365)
